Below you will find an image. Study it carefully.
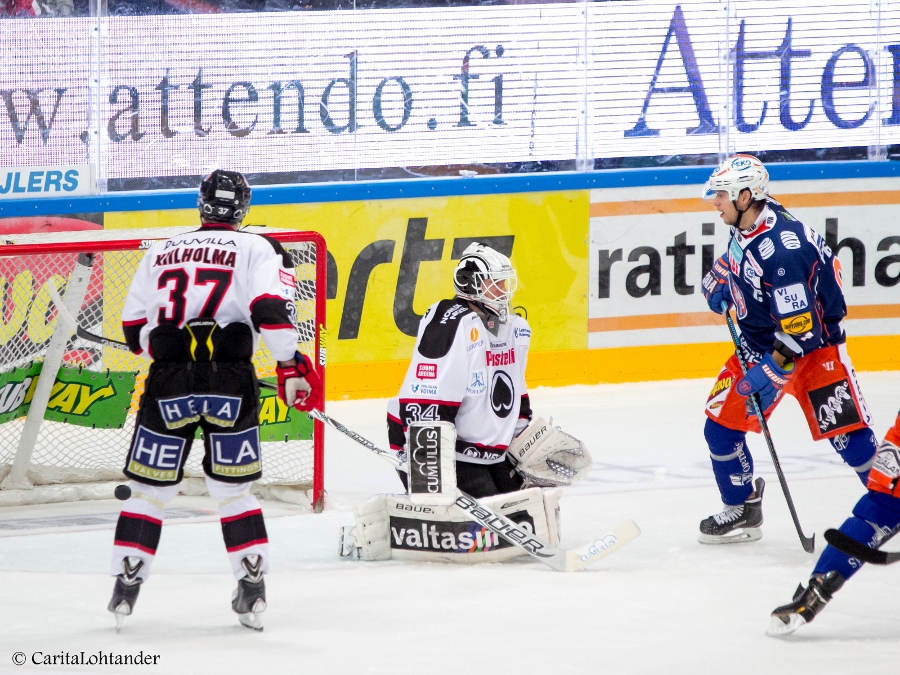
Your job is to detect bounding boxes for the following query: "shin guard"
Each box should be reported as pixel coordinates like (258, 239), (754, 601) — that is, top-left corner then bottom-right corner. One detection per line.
(705, 419), (754, 506)
(829, 428), (878, 486)
(814, 491), (900, 580)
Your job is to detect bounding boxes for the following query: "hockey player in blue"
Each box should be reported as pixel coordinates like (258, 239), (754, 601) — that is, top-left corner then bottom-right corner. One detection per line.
(697, 155), (878, 544)
(767, 411), (900, 636)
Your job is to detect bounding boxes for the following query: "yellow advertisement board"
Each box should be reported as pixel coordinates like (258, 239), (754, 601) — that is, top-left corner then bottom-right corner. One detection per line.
(107, 190), (589, 398)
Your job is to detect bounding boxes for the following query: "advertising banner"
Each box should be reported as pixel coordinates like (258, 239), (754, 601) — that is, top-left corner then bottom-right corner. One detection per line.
(106, 191), (590, 392)
(589, 179), (900, 351)
(3, 1), (900, 186)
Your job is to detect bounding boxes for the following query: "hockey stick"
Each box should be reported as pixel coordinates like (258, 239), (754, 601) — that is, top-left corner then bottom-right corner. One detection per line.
(722, 302), (815, 553)
(307, 408), (641, 572)
(824, 528), (900, 565)
(48, 282), (283, 393)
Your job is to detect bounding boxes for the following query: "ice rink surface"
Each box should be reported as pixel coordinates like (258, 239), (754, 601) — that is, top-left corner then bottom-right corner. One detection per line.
(1, 372), (898, 674)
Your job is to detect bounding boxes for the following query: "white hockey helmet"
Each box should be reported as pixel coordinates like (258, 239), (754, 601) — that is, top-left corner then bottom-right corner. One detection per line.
(702, 154), (769, 202)
(453, 242), (517, 322)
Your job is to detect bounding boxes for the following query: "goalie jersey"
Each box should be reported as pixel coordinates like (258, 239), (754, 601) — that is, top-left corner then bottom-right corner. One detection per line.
(388, 298), (532, 465)
(120, 225), (299, 363)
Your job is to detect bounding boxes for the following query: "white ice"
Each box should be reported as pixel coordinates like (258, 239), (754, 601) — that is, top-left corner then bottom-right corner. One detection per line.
(1, 372), (899, 675)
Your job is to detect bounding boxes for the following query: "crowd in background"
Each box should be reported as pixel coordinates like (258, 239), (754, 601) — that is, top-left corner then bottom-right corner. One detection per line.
(2, 0), (562, 17)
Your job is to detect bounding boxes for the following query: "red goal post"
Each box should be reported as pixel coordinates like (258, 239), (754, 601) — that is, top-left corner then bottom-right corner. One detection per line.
(0, 228), (326, 510)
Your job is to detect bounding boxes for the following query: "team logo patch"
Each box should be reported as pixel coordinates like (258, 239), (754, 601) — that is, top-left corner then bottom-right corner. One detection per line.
(780, 312), (813, 335)
(706, 371), (733, 418)
(774, 283), (809, 314)
(808, 380), (861, 433)
(780, 231), (802, 250)
(128, 426), (186, 482)
(467, 369), (487, 396)
(209, 427), (261, 477)
(490, 371), (515, 418)
(158, 394), (242, 429)
(728, 239), (743, 274)
(732, 284), (747, 319)
(416, 363), (437, 380)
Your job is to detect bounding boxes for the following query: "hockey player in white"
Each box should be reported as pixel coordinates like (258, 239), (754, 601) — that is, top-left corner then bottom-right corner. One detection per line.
(344, 243), (592, 563)
(108, 170), (321, 631)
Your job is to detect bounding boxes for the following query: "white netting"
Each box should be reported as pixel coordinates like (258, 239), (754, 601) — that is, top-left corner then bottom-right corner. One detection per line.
(0, 228), (324, 506)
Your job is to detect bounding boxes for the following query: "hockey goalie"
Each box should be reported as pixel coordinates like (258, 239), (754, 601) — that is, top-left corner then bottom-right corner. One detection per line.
(341, 242), (593, 564)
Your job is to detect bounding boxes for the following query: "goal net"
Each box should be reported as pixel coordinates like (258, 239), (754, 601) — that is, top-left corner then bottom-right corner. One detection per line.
(0, 227), (326, 510)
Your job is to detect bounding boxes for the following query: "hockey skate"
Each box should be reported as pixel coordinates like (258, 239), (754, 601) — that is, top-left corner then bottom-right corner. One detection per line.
(108, 557), (144, 631)
(698, 477), (765, 544)
(767, 571), (845, 636)
(232, 555), (266, 631)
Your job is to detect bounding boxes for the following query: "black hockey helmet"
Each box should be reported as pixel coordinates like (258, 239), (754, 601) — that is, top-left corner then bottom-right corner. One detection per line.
(198, 169), (251, 226)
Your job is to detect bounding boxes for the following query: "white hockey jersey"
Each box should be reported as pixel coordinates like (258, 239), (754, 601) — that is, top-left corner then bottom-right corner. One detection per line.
(121, 225), (299, 362)
(388, 298), (532, 465)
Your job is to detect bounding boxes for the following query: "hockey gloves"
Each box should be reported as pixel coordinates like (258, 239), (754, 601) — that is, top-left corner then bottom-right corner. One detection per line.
(276, 352), (322, 411)
(736, 352), (794, 413)
(701, 255), (732, 315)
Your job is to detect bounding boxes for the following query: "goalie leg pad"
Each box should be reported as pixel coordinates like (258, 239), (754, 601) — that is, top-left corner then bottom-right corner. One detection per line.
(507, 417), (593, 486)
(348, 488), (557, 564)
(349, 495), (392, 561)
(542, 487), (563, 547)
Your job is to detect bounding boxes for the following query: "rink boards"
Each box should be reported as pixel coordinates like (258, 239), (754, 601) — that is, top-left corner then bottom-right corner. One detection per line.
(1, 165), (898, 398)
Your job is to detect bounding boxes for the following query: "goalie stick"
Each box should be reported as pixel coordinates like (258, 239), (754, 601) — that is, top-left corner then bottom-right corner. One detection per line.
(824, 528), (900, 566)
(307, 408), (641, 572)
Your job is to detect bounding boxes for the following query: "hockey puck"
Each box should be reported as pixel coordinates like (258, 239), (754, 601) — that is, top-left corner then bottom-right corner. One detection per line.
(114, 484), (132, 501)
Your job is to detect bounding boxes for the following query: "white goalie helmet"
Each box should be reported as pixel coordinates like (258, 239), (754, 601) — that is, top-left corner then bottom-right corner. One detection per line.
(453, 242), (517, 322)
(702, 154), (769, 202)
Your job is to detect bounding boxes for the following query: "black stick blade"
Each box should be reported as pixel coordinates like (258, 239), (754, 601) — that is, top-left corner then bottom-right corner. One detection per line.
(824, 529), (900, 565)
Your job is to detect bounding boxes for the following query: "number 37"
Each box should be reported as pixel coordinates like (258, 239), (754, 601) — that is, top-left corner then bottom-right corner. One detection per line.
(158, 268), (232, 324)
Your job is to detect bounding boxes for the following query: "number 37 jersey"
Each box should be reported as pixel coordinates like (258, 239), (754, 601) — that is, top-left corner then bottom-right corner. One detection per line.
(121, 225), (299, 362)
(388, 298), (532, 465)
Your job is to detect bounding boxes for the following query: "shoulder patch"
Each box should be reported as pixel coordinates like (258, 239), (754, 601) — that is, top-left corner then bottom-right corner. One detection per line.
(780, 231), (801, 250)
(418, 299), (474, 360)
(758, 237), (775, 260)
(258, 234), (294, 269)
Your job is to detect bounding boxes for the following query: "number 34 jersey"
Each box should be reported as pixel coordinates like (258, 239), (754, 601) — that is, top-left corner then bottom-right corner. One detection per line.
(121, 225), (299, 362)
(388, 298), (532, 465)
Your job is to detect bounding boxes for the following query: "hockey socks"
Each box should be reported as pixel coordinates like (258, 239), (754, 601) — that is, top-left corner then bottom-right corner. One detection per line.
(829, 428), (878, 486)
(705, 419), (754, 505)
(110, 482), (179, 579)
(206, 478), (270, 580)
(813, 491), (900, 580)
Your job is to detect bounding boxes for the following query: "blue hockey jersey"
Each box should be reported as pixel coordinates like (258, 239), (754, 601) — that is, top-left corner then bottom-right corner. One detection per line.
(724, 198), (847, 361)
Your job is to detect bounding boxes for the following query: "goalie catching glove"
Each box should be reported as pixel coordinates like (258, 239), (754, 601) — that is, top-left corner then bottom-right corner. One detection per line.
(276, 352), (322, 411)
(507, 417), (593, 487)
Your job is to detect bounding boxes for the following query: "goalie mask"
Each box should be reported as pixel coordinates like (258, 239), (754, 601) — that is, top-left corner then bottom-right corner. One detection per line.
(702, 154), (768, 203)
(453, 243), (517, 323)
(198, 169), (252, 226)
